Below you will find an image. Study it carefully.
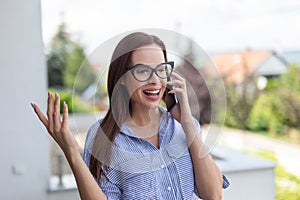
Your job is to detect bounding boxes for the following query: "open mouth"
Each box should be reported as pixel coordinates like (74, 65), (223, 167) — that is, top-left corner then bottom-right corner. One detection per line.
(143, 89), (160, 96)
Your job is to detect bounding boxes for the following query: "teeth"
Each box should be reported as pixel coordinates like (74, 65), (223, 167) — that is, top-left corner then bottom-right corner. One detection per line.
(144, 90), (160, 94)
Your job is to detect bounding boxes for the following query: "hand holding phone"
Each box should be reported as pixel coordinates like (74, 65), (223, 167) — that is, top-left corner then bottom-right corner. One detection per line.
(164, 76), (179, 111)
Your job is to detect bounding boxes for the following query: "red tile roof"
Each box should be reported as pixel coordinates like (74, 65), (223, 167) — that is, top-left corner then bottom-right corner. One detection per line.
(211, 49), (272, 84)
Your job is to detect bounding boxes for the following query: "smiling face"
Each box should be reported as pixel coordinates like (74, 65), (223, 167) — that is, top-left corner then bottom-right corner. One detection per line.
(123, 44), (167, 111)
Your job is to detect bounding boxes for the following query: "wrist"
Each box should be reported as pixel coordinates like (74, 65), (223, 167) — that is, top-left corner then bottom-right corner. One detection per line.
(64, 147), (82, 166)
(179, 100), (192, 116)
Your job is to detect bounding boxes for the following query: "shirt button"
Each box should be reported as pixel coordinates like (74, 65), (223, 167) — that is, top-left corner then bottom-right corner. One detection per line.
(167, 186), (171, 191)
(160, 164), (164, 168)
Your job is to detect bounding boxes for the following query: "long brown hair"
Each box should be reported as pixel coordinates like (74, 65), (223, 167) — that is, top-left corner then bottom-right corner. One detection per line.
(89, 32), (168, 182)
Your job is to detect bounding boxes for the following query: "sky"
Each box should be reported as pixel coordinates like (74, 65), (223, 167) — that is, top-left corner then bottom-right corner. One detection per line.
(41, 0), (300, 55)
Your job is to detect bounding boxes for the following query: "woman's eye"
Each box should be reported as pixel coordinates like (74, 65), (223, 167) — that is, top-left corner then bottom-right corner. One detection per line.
(136, 69), (149, 74)
(134, 65), (150, 73)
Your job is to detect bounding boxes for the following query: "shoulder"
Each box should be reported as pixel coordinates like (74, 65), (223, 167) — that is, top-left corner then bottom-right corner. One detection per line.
(84, 119), (103, 157)
(87, 119), (103, 138)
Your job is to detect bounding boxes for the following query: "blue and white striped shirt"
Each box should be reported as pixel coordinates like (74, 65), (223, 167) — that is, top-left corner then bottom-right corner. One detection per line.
(84, 108), (229, 199)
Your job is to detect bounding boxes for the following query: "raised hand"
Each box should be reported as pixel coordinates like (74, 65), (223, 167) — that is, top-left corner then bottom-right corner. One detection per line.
(32, 92), (108, 199)
(31, 92), (80, 158)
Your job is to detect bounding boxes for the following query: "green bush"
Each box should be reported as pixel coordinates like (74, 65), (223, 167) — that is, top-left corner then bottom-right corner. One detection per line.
(246, 93), (285, 135)
(223, 76), (259, 129)
(275, 65), (300, 129)
(247, 65), (300, 136)
(49, 88), (96, 113)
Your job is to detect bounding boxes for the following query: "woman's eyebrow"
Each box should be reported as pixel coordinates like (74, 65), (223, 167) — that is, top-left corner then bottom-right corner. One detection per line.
(129, 62), (166, 69)
(135, 62), (165, 66)
(127, 63), (149, 69)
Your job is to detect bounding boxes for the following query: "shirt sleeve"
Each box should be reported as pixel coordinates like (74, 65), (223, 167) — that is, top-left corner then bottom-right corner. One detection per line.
(83, 121), (98, 167)
(83, 120), (122, 199)
(84, 145), (122, 199)
(99, 168), (122, 200)
(222, 175), (230, 189)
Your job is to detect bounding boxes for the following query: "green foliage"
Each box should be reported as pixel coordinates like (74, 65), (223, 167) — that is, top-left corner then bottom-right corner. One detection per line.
(246, 93), (285, 134)
(249, 150), (300, 200)
(275, 65), (300, 129)
(47, 22), (96, 94)
(276, 165), (300, 200)
(47, 53), (64, 87)
(49, 89), (95, 113)
(224, 77), (259, 129)
(47, 22), (72, 88)
(247, 65), (300, 136)
(64, 42), (96, 94)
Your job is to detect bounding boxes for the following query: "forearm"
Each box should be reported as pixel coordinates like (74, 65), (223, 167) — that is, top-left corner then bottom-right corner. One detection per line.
(182, 119), (223, 200)
(66, 152), (107, 200)
(167, 73), (223, 199)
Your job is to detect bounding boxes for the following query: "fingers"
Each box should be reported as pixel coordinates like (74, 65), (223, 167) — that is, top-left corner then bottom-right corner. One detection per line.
(32, 91), (70, 136)
(54, 93), (61, 132)
(31, 103), (48, 127)
(32, 94), (75, 155)
(46, 92), (63, 133)
(62, 101), (69, 129)
(47, 92), (54, 133)
(168, 72), (186, 91)
(167, 72), (188, 102)
(171, 72), (185, 81)
(168, 79), (185, 89)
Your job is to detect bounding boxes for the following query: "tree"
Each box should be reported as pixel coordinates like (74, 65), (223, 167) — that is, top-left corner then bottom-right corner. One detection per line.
(273, 65), (300, 129)
(64, 42), (96, 94)
(224, 56), (259, 129)
(47, 22), (72, 88)
(47, 22), (96, 93)
(247, 64), (300, 136)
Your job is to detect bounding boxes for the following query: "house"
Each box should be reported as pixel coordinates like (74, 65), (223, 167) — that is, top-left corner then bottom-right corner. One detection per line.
(281, 50), (300, 65)
(211, 49), (289, 85)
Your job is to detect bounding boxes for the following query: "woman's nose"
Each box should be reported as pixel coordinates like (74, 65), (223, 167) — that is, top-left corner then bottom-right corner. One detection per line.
(148, 71), (161, 83)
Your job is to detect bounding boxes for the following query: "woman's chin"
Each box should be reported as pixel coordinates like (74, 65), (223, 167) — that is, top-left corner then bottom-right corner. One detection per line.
(143, 102), (161, 110)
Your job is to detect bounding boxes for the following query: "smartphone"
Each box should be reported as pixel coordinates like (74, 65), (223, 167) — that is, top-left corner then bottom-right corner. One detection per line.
(164, 76), (179, 111)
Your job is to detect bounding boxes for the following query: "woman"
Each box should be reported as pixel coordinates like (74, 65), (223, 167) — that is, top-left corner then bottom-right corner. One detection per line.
(32, 32), (229, 200)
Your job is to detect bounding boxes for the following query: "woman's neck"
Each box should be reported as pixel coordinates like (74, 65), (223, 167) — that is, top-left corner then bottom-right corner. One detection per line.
(128, 106), (161, 127)
(126, 106), (161, 147)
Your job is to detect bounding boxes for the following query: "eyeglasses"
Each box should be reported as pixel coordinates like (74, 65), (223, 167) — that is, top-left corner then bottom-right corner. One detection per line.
(127, 61), (174, 82)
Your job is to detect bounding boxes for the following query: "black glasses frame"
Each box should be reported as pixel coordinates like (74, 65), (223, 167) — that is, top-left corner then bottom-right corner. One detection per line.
(127, 61), (174, 82)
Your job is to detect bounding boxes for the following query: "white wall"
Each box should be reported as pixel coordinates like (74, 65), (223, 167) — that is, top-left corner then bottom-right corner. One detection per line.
(222, 169), (275, 200)
(0, 0), (49, 199)
(213, 147), (276, 200)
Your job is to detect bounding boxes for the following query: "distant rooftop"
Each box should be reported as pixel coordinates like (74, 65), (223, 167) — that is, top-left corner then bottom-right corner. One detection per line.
(210, 49), (288, 84)
(281, 50), (300, 65)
